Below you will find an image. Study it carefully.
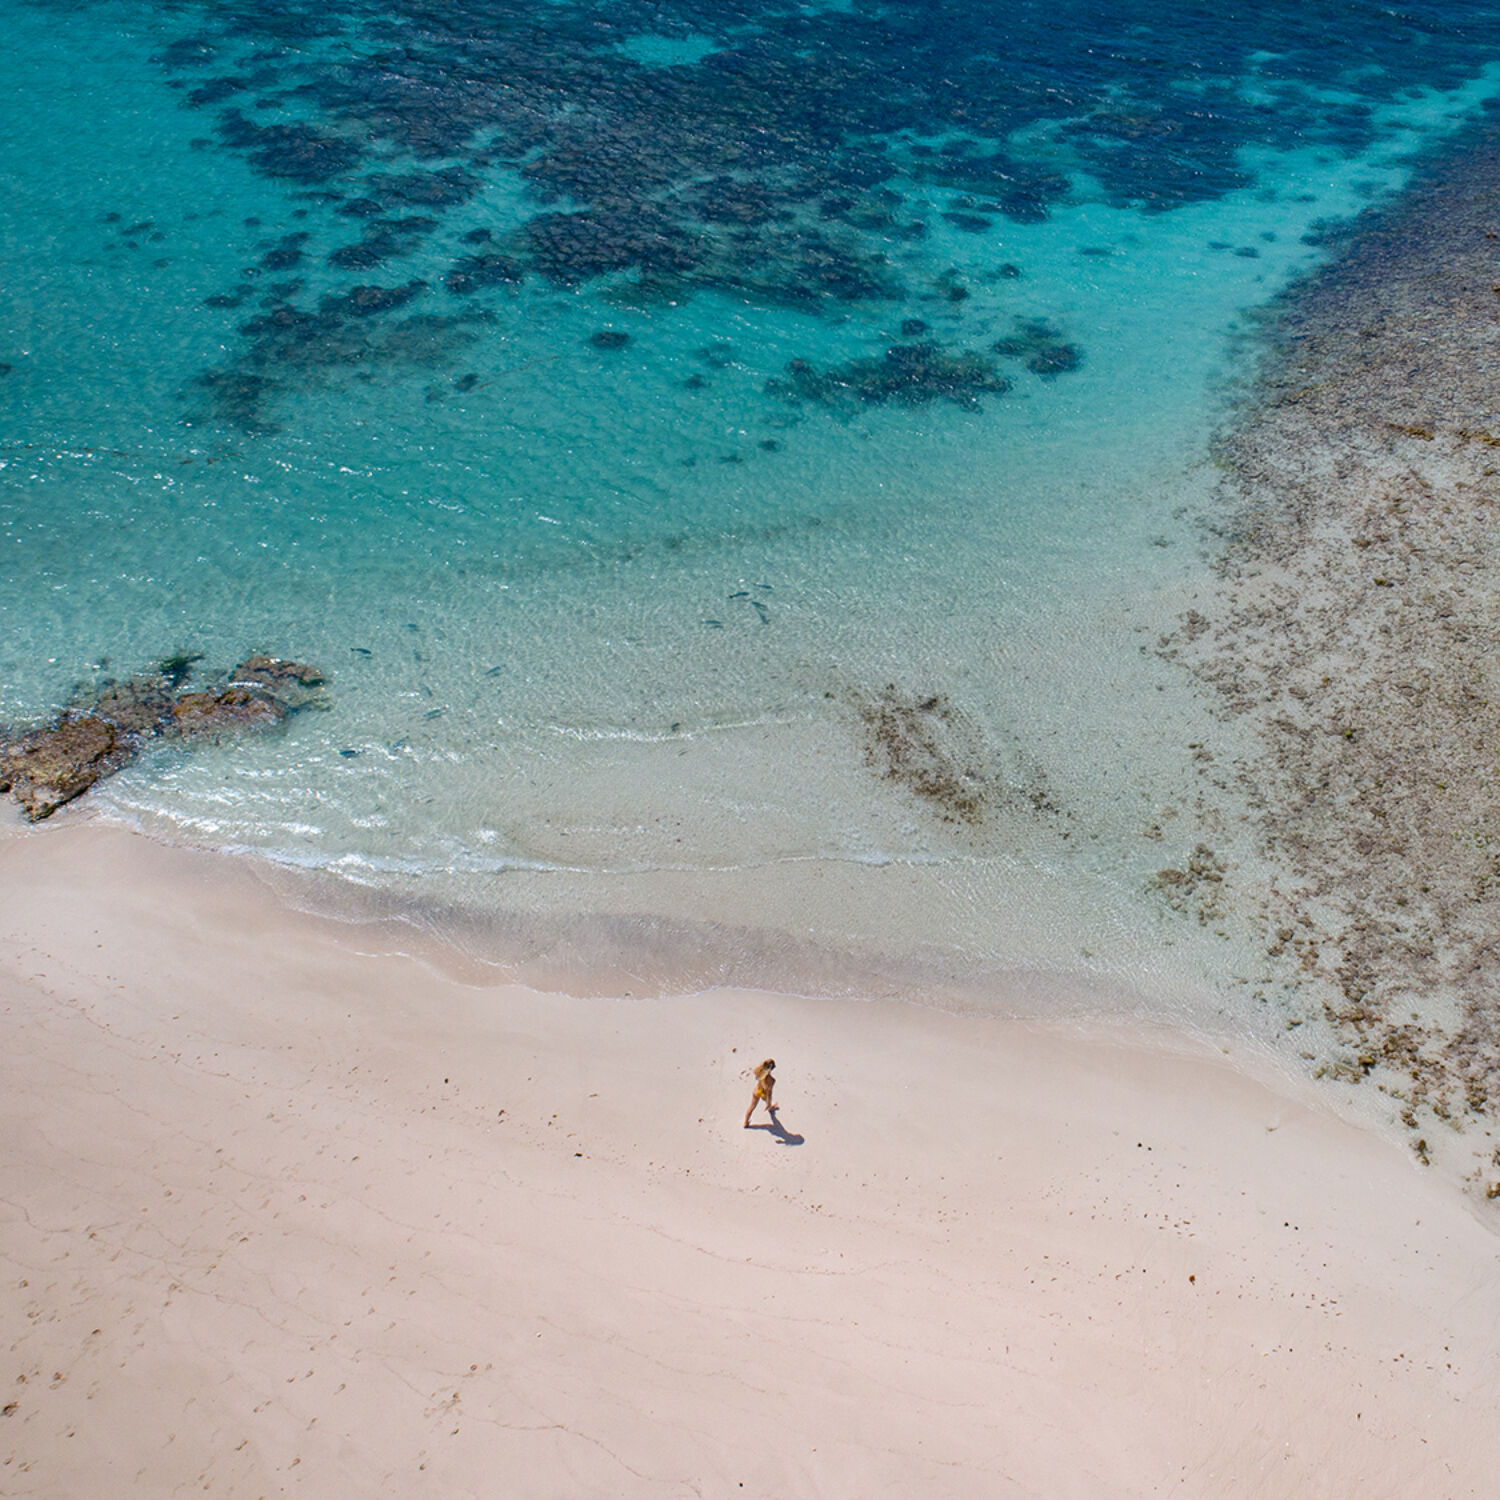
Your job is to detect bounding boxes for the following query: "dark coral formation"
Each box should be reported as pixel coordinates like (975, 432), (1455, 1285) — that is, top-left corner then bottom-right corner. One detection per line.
(216, 109), (361, 183)
(144, 0), (1499, 430)
(327, 215), (438, 269)
(1162, 119), (1500, 1173)
(444, 252), (523, 295)
(768, 344), (1010, 412)
(196, 288), (483, 429)
(0, 654), (327, 821)
(990, 319), (1083, 379)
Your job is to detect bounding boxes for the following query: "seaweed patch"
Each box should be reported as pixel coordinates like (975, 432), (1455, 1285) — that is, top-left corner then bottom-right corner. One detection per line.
(854, 685), (991, 824)
(850, 684), (1060, 828)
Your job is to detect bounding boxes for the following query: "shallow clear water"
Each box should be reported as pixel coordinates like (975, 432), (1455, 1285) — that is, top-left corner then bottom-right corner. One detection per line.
(3, 0), (1499, 1020)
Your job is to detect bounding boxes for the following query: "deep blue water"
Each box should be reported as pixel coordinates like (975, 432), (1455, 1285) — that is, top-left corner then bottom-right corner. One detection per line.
(3, 0), (1499, 1014)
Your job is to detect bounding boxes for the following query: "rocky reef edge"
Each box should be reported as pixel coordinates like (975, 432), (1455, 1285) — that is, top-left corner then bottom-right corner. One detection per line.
(0, 654), (326, 821)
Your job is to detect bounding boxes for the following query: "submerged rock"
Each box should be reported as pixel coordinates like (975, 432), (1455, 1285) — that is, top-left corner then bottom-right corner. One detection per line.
(230, 655), (326, 706)
(172, 687), (287, 738)
(0, 715), (126, 821)
(86, 673), (178, 736)
(0, 652), (327, 821)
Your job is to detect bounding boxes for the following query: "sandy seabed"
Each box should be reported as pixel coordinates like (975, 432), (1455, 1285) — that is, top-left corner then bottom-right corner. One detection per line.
(2, 820), (1497, 1498)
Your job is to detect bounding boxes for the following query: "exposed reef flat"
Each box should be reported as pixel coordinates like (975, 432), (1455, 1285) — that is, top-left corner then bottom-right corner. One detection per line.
(1165, 116), (1500, 1185)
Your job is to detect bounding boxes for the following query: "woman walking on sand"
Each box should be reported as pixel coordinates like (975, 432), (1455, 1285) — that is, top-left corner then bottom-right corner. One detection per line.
(744, 1058), (778, 1127)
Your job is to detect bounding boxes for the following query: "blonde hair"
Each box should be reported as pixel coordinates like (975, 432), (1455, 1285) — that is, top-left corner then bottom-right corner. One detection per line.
(755, 1058), (775, 1076)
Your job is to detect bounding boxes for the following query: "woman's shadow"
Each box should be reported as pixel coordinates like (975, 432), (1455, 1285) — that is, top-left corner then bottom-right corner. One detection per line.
(747, 1108), (804, 1146)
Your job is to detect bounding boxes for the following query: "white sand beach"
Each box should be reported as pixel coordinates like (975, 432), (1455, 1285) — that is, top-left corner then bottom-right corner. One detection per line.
(2, 820), (1497, 1497)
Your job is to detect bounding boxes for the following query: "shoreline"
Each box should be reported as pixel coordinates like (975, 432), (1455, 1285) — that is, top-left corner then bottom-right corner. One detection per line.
(4, 819), (1499, 1495)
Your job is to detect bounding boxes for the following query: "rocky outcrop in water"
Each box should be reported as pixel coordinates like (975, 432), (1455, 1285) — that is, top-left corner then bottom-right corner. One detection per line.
(230, 654), (327, 704)
(170, 687), (287, 739)
(0, 654), (326, 821)
(0, 716), (130, 822)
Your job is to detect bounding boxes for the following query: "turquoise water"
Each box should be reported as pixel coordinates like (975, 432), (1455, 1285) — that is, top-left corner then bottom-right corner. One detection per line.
(4, 0), (1499, 1018)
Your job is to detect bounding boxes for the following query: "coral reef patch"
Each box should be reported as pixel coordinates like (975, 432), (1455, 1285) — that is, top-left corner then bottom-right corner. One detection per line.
(137, 0), (1500, 429)
(767, 343), (1010, 412)
(990, 318), (1084, 379)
